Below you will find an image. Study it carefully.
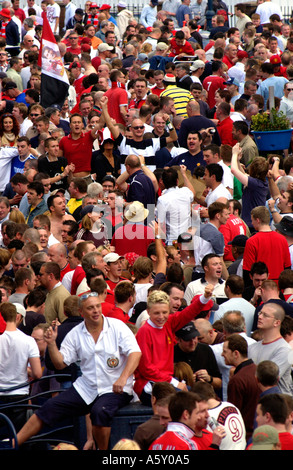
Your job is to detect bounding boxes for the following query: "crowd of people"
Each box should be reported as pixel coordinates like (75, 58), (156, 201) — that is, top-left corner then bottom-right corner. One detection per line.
(0, 0), (293, 453)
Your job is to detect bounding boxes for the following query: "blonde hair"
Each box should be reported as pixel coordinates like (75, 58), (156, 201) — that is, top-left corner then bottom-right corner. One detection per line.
(147, 290), (169, 310)
(112, 439), (140, 450)
(9, 208), (25, 223)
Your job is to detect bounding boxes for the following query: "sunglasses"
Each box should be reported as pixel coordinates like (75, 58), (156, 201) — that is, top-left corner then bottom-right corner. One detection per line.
(132, 126), (144, 130)
(80, 292), (99, 301)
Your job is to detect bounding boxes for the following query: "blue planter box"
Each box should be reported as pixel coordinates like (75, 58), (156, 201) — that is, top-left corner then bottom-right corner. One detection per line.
(252, 129), (293, 151)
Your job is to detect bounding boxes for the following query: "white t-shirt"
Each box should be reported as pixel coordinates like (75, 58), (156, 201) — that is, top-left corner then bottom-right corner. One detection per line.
(0, 329), (40, 395)
(46, 2), (60, 34)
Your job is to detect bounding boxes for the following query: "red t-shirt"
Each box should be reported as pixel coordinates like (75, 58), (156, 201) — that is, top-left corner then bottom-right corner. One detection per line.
(151, 86), (165, 97)
(202, 75), (226, 108)
(105, 306), (130, 323)
(104, 83), (128, 125)
(59, 131), (94, 173)
(169, 38), (195, 57)
(219, 214), (248, 261)
(217, 117), (238, 146)
(243, 231), (291, 281)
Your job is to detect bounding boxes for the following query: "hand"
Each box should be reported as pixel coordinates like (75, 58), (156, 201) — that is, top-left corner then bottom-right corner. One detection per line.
(43, 320), (59, 344)
(204, 284), (214, 299)
(179, 164), (187, 174)
(100, 95), (108, 108)
(83, 439), (96, 451)
(212, 426), (226, 446)
(138, 154), (145, 165)
(161, 113), (170, 122)
(195, 369), (210, 382)
(268, 198), (276, 210)
(113, 377), (126, 394)
(176, 381), (188, 391)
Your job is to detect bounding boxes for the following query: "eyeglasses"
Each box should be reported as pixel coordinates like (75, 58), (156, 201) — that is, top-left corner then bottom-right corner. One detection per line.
(30, 113), (41, 117)
(257, 311), (275, 319)
(132, 126), (144, 130)
(80, 292), (99, 301)
(287, 88), (293, 91)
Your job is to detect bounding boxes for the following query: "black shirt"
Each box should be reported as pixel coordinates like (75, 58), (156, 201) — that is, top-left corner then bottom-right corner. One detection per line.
(174, 342), (222, 379)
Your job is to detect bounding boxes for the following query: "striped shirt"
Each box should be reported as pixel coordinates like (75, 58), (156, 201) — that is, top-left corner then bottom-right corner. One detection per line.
(160, 85), (194, 118)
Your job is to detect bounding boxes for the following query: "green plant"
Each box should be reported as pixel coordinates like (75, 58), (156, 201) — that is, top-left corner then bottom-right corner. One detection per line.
(251, 108), (291, 131)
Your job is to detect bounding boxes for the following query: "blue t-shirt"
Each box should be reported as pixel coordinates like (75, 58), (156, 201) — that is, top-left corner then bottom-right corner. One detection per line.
(241, 176), (269, 228)
(166, 150), (205, 173)
(10, 154), (36, 178)
(176, 4), (192, 27)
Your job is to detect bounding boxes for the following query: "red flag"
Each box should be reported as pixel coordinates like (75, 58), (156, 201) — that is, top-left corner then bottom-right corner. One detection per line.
(38, 12), (69, 109)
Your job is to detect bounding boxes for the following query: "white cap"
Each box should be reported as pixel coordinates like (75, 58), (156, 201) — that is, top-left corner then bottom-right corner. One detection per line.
(103, 253), (123, 263)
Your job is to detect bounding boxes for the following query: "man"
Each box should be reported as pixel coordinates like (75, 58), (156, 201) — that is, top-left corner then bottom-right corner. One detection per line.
(203, 164), (233, 207)
(221, 334), (260, 441)
(202, 61), (226, 109)
(140, 0), (158, 28)
(106, 280), (136, 323)
(39, 261), (70, 324)
(214, 275), (255, 336)
(242, 261), (269, 307)
(203, 144), (233, 195)
(193, 318), (225, 345)
(232, 121), (259, 167)
(248, 302), (293, 395)
(38, 137), (74, 192)
(216, 102), (238, 147)
(58, 113), (101, 182)
(67, 177), (88, 217)
(46, 0), (60, 34)
(101, 95), (178, 173)
(47, 193), (75, 242)
(129, 77), (149, 110)
(210, 310), (256, 401)
(254, 394), (293, 450)
(104, 69), (128, 126)
(255, 0), (283, 25)
(0, 303), (42, 432)
(165, 131), (205, 172)
(16, 291), (141, 450)
(174, 321), (222, 391)
(222, 43), (239, 70)
(6, 56), (23, 91)
(8, 267), (36, 305)
(242, 206), (291, 285)
(175, 63), (193, 91)
(0, 8), (20, 57)
(178, 100), (220, 149)
(184, 253), (227, 306)
(267, 176), (293, 229)
(257, 62), (288, 110)
(151, 69), (166, 97)
(156, 166), (194, 245)
(103, 252), (126, 292)
(47, 243), (71, 280)
(149, 391), (200, 450)
(160, 73), (194, 118)
(24, 181), (47, 228)
(116, 154), (156, 209)
(10, 136), (37, 179)
(279, 81), (293, 125)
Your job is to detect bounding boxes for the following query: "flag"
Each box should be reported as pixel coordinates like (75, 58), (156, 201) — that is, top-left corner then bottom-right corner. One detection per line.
(38, 12), (69, 109)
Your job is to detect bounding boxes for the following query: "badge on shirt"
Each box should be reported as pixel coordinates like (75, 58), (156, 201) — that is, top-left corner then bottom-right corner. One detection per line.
(107, 356), (119, 368)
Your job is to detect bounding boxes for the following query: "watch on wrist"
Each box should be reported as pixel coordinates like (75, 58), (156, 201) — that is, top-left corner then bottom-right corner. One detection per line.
(155, 235), (161, 239)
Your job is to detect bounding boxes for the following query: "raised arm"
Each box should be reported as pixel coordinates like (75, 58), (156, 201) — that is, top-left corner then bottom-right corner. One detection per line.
(100, 95), (120, 140)
(231, 143), (249, 187)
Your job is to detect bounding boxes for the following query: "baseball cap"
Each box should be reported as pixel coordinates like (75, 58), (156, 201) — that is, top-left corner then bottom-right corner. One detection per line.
(156, 42), (169, 51)
(117, 1), (127, 7)
(99, 3), (111, 10)
(75, 8), (84, 15)
(224, 77), (240, 87)
(138, 53), (148, 61)
(250, 425), (280, 450)
(98, 43), (114, 53)
(50, 188), (66, 196)
(90, 2), (99, 8)
(237, 50), (248, 59)
(177, 232), (193, 244)
(3, 81), (17, 91)
(228, 235), (248, 247)
(190, 60), (205, 71)
(13, 303), (26, 325)
(103, 253), (123, 263)
(175, 322), (200, 341)
(270, 54), (282, 65)
(163, 73), (176, 83)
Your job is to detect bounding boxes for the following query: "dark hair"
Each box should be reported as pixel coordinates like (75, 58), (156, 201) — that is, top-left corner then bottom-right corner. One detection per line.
(168, 391), (200, 422)
(258, 394), (289, 424)
(250, 261), (269, 276)
(225, 274), (244, 295)
(27, 181), (44, 197)
(205, 163), (223, 182)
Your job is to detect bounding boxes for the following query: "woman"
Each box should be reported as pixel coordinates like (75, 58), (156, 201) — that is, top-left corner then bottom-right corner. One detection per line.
(75, 204), (108, 248)
(231, 143), (269, 232)
(91, 127), (121, 183)
(0, 113), (20, 147)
